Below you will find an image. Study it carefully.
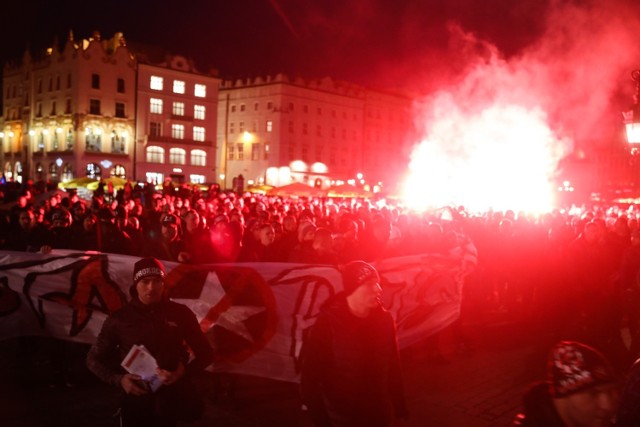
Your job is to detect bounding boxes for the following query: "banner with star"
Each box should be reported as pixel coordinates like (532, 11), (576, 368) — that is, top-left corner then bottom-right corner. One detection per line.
(0, 243), (476, 383)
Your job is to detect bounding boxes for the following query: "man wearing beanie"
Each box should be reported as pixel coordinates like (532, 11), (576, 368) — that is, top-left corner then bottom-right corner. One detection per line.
(300, 260), (408, 426)
(513, 340), (618, 427)
(86, 257), (213, 426)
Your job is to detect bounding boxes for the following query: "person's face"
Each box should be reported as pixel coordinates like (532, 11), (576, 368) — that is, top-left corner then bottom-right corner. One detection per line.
(19, 212), (33, 230)
(556, 384), (618, 427)
(348, 278), (382, 311)
(136, 276), (165, 305)
(161, 223), (178, 240)
(185, 213), (199, 232)
(83, 215), (96, 231)
(259, 226), (275, 246)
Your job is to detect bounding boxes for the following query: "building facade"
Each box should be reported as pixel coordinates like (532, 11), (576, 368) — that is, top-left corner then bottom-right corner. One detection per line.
(217, 74), (415, 190)
(135, 56), (220, 185)
(1, 31), (136, 184)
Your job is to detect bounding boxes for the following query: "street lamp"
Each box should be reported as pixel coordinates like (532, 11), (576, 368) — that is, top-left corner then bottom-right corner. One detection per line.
(623, 69), (640, 153)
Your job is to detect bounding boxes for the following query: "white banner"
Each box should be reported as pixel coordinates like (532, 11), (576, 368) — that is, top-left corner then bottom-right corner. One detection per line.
(0, 243), (476, 383)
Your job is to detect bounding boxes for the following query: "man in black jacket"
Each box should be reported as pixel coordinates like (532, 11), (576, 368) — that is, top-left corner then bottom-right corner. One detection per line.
(86, 257), (213, 426)
(300, 260), (408, 427)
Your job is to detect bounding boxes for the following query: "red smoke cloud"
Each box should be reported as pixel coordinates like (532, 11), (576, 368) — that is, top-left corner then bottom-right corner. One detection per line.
(401, 0), (640, 213)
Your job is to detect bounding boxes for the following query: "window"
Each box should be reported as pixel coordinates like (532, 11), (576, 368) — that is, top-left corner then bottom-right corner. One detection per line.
(89, 99), (101, 115)
(117, 78), (125, 93)
(302, 123), (308, 135)
(169, 148), (186, 164)
(288, 145), (295, 160)
(267, 101), (273, 110)
(146, 172), (164, 184)
(48, 78), (53, 92)
(237, 144), (244, 160)
(111, 132), (126, 153)
(194, 84), (206, 98)
(66, 129), (74, 150)
(37, 132), (45, 151)
(91, 74), (100, 89)
(240, 104), (245, 112)
(86, 163), (102, 179)
(85, 127), (102, 151)
(150, 76), (163, 90)
(191, 149), (206, 166)
(190, 174), (205, 184)
(37, 79), (42, 94)
(227, 144), (235, 160)
(65, 98), (72, 114)
(173, 80), (185, 94)
(252, 121), (258, 132)
(231, 105), (236, 113)
(51, 101), (57, 116)
(264, 143), (269, 160)
(150, 98), (163, 114)
(171, 124), (185, 139)
(266, 121), (273, 132)
(150, 122), (162, 137)
(115, 102), (125, 118)
(146, 146), (165, 163)
(49, 163), (58, 178)
(254, 102), (259, 111)
(239, 122), (244, 133)
(251, 143), (260, 161)
(172, 102), (185, 116)
(56, 76), (60, 91)
(194, 105), (205, 120)
(36, 103), (42, 117)
(52, 129), (60, 150)
(229, 122), (235, 134)
(193, 126), (205, 142)
(302, 145), (309, 162)
(112, 164), (126, 178)
(67, 73), (72, 89)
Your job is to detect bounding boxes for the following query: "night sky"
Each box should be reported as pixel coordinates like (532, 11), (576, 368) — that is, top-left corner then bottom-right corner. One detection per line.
(0, 0), (557, 91)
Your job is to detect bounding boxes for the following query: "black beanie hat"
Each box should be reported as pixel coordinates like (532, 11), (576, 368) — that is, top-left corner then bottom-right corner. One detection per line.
(132, 257), (165, 284)
(341, 260), (379, 296)
(548, 341), (617, 398)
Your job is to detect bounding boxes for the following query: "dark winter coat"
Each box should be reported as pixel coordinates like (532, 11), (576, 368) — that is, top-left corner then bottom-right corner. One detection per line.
(300, 297), (407, 427)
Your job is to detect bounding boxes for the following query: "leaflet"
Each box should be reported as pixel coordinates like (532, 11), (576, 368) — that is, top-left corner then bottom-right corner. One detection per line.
(120, 344), (162, 392)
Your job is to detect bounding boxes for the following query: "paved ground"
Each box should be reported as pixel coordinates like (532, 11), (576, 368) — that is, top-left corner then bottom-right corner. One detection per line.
(0, 314), (554, 427)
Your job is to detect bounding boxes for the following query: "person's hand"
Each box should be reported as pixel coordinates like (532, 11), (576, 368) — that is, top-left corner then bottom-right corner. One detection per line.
(120, 373), (149, 395)
(177, 252), (191, 263)
(156, 361), (185, 386)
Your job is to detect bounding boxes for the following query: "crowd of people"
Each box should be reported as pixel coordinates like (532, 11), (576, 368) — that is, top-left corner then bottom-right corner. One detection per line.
(6, 179), (640, 425)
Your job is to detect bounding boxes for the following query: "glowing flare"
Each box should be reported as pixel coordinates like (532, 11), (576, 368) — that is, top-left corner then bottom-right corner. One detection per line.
(401, 100), (568, 214)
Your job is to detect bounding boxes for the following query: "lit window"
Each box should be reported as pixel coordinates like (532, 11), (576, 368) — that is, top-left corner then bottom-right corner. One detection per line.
(146, 146), (165, 163)
(150, 76), (163, 90)
(172, 102), (185, 116)
(194, 105), (205, 120)
(194, 84), (206, 98)
(189, 174), (205, 183)
(227, 144), (235, 160)
(266, 121), (273, 132)
(191, 149), (206, 166)
(146, 172), (164, 184)
(171, 124), (185, 139)
(150, 98), (163, 114)
(173, 80), (185, 94)
(169, 148), (186, 164)
(237, 143), (244, 160)
(193, 126), (205, 142)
